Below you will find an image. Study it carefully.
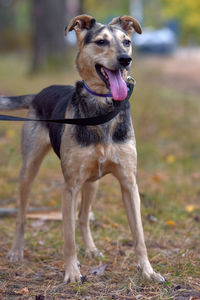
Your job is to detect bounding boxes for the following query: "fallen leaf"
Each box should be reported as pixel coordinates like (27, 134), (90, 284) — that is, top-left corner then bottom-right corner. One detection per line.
(166, 220), (176, 227)
(189, 296), (200, 300)
(49, 199), (57, 207)
(13, 287), (29, 295)
(152, 173), (164, 183)
(111, 222), (118, 228)
(89, 264), (108, 276)
(166, 155), (176, 164)
(104, 236), (110, 242)
(186, 205), (196, 213)
(6, 129), (15, 139)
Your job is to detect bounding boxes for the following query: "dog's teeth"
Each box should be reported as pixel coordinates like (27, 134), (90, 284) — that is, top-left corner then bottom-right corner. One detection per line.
(100, 67), (109, 81)
(101, 68), (105, 76)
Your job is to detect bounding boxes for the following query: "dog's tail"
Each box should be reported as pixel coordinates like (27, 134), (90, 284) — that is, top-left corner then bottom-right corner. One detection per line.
(0, 94), (35, 110)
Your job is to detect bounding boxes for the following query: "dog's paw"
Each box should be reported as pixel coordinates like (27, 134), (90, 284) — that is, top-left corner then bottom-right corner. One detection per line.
(64, 260), (82, 283)
(85, 248), (104, 259)
(137, 261), (166, 283)
(142, 268), (166, 283)
(7, 249), (23, 263)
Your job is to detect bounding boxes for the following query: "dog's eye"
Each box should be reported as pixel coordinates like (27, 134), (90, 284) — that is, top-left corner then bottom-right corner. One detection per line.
(123, 39), (131, 47)
(95, 39), (109, 46)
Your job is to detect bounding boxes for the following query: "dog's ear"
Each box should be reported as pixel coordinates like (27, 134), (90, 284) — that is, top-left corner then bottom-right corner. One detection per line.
(65, 15), (96, 36)
(109, 16), (142, 36)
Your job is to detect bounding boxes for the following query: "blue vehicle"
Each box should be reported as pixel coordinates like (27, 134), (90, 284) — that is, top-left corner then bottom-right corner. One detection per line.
(133, 26), (177, 54)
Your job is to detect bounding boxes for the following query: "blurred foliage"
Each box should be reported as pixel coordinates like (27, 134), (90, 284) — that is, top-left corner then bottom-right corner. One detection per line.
(143, 0), (163, 27)
(162, 0), (200, 44)
(81, 0), (200, 45)
(0, 0), (31, 50)
(0, 0), (200, 52)
(83, 0), (129, 22)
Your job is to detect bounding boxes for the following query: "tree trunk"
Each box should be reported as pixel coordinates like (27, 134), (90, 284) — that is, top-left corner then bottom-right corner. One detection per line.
(79, 0), (84, 14)
(31, 0), (67, 71)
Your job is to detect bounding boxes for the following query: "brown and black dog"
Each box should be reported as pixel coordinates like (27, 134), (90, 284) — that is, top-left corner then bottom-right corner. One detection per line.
(0, 15), (165, 283)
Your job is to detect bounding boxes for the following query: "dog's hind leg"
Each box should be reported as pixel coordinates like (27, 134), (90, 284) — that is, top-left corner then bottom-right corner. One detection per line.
(79, 181), (103, 258)
(8, 120), (50, 262)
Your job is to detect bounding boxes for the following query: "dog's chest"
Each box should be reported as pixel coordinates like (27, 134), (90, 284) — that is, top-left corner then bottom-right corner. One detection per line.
(61, 137), (136, 184)
(84, 141), (136, 181)
(74, 111), (131, 146)
(95, 144), (117, 178)
(84, 144), (121, 181)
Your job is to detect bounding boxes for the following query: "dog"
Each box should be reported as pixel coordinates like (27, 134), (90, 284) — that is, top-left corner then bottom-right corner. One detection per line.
(0, 15), (165, 283)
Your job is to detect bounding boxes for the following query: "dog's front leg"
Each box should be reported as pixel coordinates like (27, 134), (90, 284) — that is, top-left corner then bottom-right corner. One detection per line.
(62, 185), (82, 283)
(114, 145), (165, 284)
(119, 175), (165, 283)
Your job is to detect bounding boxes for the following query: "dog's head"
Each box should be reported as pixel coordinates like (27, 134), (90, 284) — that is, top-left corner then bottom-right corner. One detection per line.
(65, 15), (142, 100)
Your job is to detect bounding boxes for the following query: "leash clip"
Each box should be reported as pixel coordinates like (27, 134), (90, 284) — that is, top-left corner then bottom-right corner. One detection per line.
(127, 76), (136, 86)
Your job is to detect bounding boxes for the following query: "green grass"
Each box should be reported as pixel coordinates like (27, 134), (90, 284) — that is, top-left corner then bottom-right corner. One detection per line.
(0, 52), (200, 299)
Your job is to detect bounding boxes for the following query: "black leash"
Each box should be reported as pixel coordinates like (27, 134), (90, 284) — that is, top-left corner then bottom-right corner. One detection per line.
(0, 78), (135, 126)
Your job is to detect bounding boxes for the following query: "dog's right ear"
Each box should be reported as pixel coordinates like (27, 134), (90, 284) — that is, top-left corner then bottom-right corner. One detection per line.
(109, 16), (142, 36)
(65, 15), (96, 39)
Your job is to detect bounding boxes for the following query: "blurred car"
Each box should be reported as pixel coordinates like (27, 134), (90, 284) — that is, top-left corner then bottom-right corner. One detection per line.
(65, 30), (77, 46)
(133, 27), (177, 54)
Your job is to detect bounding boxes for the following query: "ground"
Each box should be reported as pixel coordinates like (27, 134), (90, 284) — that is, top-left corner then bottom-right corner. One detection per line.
(0, 49), (200, 299)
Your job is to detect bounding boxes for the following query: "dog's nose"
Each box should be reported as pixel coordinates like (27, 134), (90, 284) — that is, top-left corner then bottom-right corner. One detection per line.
(117, 54), (132, 67)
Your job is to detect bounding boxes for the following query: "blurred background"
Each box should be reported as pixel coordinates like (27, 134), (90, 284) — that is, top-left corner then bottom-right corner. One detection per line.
(0, 1), (200, 297)
(0, 0), (200, 73)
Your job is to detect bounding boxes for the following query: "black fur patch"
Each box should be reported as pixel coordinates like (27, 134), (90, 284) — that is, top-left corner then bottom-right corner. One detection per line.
(84, 25), (106, 44)
(72, 82), (131, 146)
(72, 82), (102, 145)
(112, 110), (131, 142)
(75, 125), (100, 146)
(32, 85), (75, 157)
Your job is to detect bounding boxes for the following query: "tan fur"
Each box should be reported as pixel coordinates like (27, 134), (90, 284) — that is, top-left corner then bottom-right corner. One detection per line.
(8, 15), (165, 284)
(76, 27), (131, 93)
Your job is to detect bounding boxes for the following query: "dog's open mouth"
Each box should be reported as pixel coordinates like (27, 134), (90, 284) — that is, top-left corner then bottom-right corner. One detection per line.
(95, 64), (127, 101)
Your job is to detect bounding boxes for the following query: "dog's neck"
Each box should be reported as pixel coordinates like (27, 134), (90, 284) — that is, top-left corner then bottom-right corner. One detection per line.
(83, 81), (112, 98)
(73, 81), (123, 118)
(71, 81), (131, 147)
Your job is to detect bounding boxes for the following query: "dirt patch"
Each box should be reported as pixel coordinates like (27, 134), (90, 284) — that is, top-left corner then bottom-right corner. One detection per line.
(138, 47), (200, 95)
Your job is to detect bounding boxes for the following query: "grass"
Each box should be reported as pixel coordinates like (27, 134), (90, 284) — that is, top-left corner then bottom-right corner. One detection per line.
(0, 52), (200, 299)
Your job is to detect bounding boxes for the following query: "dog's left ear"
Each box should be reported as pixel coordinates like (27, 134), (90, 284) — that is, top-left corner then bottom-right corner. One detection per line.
(109, 16), (142, 36)
(65, 15), (96, 36)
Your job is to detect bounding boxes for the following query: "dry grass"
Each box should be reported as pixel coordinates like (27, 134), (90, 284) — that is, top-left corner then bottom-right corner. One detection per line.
(0, 51), (200, 299)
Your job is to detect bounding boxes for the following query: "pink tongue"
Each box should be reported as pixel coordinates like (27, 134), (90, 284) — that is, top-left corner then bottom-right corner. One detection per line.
(104, 68), (127, 101)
